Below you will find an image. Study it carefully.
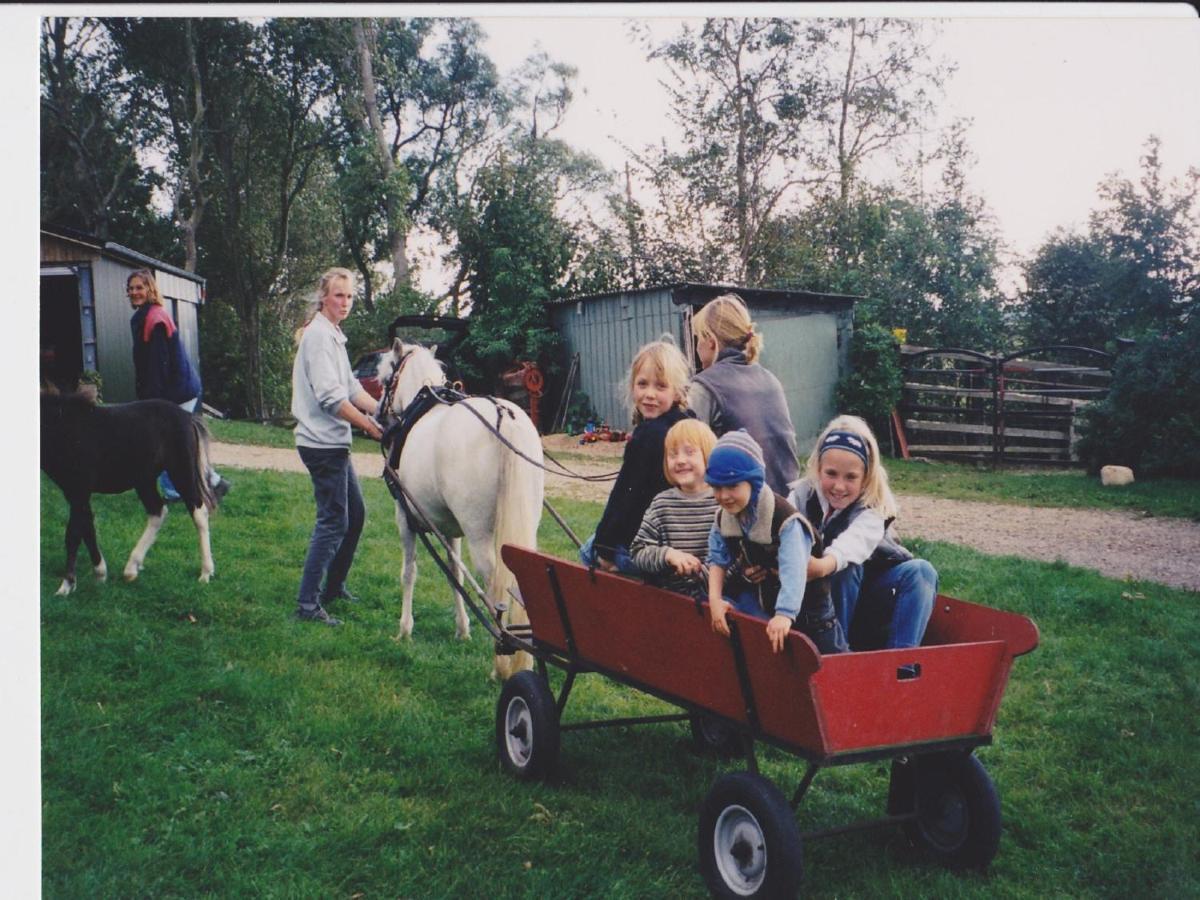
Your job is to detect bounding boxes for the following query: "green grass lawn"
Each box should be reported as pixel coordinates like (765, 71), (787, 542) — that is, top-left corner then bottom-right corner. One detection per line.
(207, 417), (380, 455)
(39, 471), (1198, 897)
(888, 458), (1200, 521)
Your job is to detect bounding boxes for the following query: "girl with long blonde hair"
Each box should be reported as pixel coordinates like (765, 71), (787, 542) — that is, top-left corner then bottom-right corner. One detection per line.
(786, 414), (936, 650)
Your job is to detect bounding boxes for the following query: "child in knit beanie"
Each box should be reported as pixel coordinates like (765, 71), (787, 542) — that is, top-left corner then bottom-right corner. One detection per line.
(705, 430), (848, 655)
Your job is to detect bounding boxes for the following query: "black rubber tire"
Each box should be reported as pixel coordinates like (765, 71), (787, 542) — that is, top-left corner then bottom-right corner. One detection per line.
(900, 752), (1002, 870)
(689, 712), (744, 758)
(495, 670), (560, 780)
(699, 772), (803, 898)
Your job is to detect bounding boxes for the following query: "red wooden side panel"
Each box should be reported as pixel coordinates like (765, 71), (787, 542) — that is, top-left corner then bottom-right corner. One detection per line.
(502, 547), (821, 726)
(925, 594), (1040, 656)
(502, 547), (1037, 758)
(811, 643), (1009, 754)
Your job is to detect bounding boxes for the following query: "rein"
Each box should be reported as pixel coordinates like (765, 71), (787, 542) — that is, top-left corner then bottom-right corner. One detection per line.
(376, 349), (619, 484)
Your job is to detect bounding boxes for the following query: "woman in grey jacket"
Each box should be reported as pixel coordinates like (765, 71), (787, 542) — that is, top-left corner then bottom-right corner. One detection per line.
(688, 293), (800, 496)
(291, 268), (383, 626)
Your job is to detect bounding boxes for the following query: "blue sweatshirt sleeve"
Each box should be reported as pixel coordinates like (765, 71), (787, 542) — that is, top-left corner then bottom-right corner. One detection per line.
(773, 518), (813, 621)
(707, 523), (732, 569)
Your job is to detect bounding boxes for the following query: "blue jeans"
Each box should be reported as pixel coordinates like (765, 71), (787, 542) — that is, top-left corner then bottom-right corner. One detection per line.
(726, 590), (848, 655)
(159, 396), (221, 498)
(578, 534), (640, 576)
(297, 446), (365, 612)
(831, 559), (937, 650)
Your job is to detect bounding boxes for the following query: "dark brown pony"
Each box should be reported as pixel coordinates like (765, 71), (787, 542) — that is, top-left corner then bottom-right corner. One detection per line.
(40, 390), (219, 594)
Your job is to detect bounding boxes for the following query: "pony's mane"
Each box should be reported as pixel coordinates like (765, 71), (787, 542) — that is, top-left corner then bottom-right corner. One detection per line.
(380, 340), (445, 387)
(41, 389), (98, 410)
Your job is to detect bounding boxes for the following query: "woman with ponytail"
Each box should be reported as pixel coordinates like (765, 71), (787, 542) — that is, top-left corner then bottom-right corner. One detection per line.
(689, 293), (800, 495)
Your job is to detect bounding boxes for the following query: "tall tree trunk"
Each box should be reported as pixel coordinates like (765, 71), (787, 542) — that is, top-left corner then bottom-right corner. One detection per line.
(178, 20), (208, 273)
(353, 18), (409, 287)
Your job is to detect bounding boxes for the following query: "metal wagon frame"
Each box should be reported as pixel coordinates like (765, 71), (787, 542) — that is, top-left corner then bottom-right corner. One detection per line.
(494, 546), (1039, 898)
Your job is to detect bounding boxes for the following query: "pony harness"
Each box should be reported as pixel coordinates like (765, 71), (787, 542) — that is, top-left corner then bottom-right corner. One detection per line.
(380, 384), (514, 532)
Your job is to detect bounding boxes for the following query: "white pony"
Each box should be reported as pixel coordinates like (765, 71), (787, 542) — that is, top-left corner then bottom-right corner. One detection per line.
(377, 340), (543, 680)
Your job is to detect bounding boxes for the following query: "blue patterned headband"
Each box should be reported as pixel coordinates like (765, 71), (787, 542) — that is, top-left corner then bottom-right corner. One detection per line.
(819, 430), (870, 468)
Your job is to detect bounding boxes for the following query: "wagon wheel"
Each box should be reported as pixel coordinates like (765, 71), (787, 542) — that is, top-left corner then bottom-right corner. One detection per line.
(495, 670), (560, 780)
(894, 752), (1001, 870)
(699, 772), (803, 898)
(689, 712), (743, 758)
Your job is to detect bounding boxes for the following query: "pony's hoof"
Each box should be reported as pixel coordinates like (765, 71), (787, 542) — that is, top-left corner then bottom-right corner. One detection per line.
(198, 573), (212, 584)
(93, 560), (107, 583)
(455, 626), (471, 641)
(55, 580), (74, 596)
(123, 569), (139, 582)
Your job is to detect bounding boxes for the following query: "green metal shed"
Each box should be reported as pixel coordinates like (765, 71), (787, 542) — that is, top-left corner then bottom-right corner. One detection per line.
(40, 224), (206, 402)
(549, 283), (858, 454)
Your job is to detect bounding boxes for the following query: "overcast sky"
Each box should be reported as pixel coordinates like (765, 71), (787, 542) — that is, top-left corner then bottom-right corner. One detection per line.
(472, 7), (1200, 293)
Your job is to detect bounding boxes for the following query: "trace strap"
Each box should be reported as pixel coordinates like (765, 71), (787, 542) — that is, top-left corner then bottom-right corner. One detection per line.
(375, 354), (619, 484)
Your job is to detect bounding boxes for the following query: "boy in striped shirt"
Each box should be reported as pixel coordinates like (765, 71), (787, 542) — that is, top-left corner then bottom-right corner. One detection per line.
(630, 419), (720, 599)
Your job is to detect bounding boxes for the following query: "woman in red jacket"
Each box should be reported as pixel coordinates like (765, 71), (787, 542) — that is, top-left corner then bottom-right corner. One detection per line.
(127, 269), (229, 500)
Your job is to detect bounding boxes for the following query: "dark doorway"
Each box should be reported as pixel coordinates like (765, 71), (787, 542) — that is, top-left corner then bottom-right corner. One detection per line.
(41, 274), (83, 391)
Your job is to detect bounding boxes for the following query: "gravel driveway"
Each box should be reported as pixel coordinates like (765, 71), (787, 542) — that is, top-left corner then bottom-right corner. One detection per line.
(211, 438), (1200, 593)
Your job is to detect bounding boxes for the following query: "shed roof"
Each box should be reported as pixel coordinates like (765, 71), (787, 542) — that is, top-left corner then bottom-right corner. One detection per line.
(553, 281), (861, 308)
(41, 223), (206, 287)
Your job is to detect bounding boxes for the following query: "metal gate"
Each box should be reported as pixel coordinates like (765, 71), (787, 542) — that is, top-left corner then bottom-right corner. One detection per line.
(897, 345), (1114, 465)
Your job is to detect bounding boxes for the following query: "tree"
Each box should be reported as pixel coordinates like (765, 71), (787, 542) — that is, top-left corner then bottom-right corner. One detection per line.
(102, 18), (343, 417)
(40, 18), (171, 249)
(1075, 314), (1200, 478)
(1019, 136), (1200, 347)
(448, 146), (574, 387)
(763, 122), (1005, 350)
(631, 18), (833, 284)
(1090, 136), (1199, 334)
(823, 17), (950, 250)
(323, 18), (503, 301)
(626, 17), (948, 287)
(1019, 231), (1119, 348)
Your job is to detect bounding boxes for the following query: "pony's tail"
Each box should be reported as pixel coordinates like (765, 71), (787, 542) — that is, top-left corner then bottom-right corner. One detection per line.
(191, 418), (219, 512)
(489, 406), (545, 680)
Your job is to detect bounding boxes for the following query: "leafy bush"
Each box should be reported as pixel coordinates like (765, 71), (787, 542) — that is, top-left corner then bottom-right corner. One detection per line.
(340, 283), (439, 362)
(835, 320), (903, 436)
(1076, 317), (1200, 478)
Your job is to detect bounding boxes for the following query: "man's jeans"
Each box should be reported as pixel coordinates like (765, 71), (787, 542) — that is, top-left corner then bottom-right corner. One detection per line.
(297, 446), (365, 611)
(831, 559), (937, 650)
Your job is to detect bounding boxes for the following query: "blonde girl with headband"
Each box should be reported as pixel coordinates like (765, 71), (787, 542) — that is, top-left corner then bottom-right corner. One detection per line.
(290, 267), (383, 626)
(786, 415), (936, 650)
(579, 336), (694, 575)
(689, 293), (801, 495)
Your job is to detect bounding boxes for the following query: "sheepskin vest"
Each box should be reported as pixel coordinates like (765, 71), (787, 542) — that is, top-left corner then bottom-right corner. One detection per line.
(718, 490), (836, 627)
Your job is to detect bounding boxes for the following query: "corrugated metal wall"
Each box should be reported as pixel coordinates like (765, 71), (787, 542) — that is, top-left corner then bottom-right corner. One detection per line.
(753, 307), (842, 454)
(41, 236), (205, 403)
(552, 288), (686, 428)
(92, 257), (137, 401)
(159, 271), (202, 376)
(551, 286), (855, 456)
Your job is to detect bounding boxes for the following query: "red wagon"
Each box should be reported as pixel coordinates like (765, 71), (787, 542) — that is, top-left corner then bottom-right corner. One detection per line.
(496, 546), (1039, 897)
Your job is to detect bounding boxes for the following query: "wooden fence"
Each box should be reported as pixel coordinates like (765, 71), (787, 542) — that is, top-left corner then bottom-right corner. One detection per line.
(897, 345), (1114, 465)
